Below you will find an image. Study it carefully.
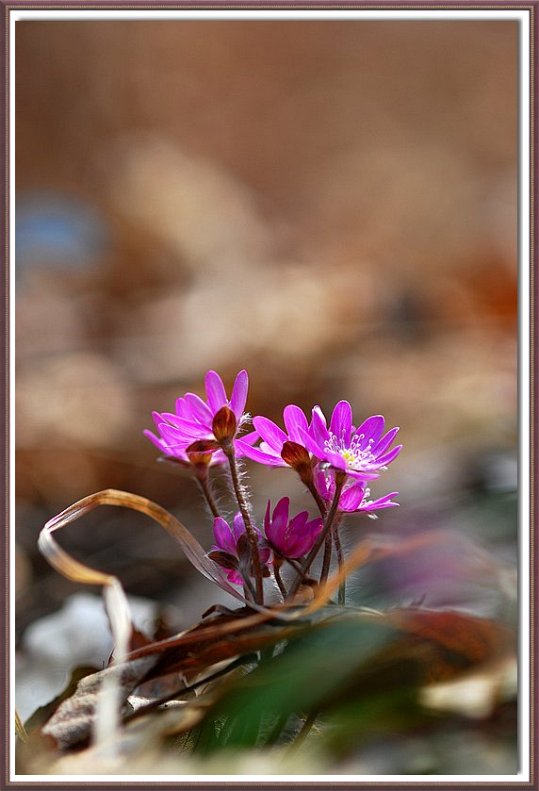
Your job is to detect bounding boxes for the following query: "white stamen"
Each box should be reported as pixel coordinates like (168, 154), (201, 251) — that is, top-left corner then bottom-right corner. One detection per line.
(324, 430), (377, 471)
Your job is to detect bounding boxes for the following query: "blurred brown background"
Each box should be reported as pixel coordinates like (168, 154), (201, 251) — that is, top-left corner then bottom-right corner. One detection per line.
(15, 20), (518, 637)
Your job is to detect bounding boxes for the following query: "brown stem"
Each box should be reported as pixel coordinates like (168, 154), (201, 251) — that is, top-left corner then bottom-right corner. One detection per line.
(196, 474), (220, 519)
(305, 480), (328, 517)
(274, 563), (288, 600)
(319, 533), (333, 585)
(284, 556), (304, 573)
(223, 444), (264, 605)
(333, 521), (345, 605)
(290, 471), (346, 595)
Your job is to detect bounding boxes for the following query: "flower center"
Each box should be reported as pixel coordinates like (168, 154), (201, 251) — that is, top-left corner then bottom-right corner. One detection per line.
(324, 432), (376, 470)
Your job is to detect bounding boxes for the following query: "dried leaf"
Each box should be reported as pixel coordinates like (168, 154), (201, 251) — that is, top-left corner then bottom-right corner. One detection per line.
(40, 488), (244, 601)
(41, 656), (158, 750)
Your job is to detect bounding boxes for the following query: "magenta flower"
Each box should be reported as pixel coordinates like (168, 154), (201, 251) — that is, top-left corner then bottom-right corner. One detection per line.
(145, 369), (254, 458)
(264, 497), (323, 559)
(238, 405), (314, 467)
(298, 401), (402, 481)
(210, 513), (271, 586)
(313, 466), (399, 514)
(144, 420), (227, 466)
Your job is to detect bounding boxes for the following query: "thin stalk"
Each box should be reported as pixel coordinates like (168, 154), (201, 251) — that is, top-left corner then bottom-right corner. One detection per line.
(242, 577), (256, 603)
(274, 563), (288, 600)
(333, 519), (345, 605)
(306, 476), (333, 587)
(122, 654), (256, 725)
(223, 445), (264, 605)
(196, 474), (220, 519)
(319, 533), (333, 586)
(290, 471), (346, 595)
(305, 480), (327, 517)
(284, 556), (304, 574)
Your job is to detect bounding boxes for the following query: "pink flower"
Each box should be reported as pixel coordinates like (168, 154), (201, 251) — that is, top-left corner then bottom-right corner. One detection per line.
(210, 514), (271, 586)
(313, 466), (399, 515)
(144, 422), (227, 466)
(238, 405), (315, 468)
(299, 401), (402, 481)
(145, 369), (255, 460)
(264, 497), (323, 559)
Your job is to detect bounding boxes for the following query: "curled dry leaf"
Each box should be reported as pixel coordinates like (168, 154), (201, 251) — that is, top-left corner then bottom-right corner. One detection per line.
(39, 488), (245, 604)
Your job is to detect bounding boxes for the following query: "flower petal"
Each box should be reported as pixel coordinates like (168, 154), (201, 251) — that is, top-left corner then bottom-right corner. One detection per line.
(270, 497), (290, 539)
(325, 451), (347, 471)
(159, 419), (210, 442)
(372, 426), (400, 456)
(205, 370), (228, 413)
(298, 426), (325, 459)
(253, 416), (287, 451)
(151, 410), (166, 429)
(310, 406), (329, 447)
(143, 429), (169, 455)
(330, 401), (353, 443)
(213, 517), (237, 555)
(353, 415), (385, 448)
(229, 369), (249, 418)
(159, 412), (189, 428)
(227, 569), (244, 586)
(363, 492), (399, 511)
(232, 513), (247, 541)
(287, 516), (322, 557)
(283, 405), (309, 443)
(339, 483), (365, 512)
(375, 445), (403, 467)
(184, 393), (213, 425)
(236, 430), (258, 446)
(313, 466), (331, 500)
(175, 397), (187, 416)
(346, 468), (381, 481)
(235, 440), (280, 466)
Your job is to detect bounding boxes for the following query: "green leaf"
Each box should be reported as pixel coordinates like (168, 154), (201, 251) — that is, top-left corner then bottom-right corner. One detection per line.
(194, 615), (401, 751)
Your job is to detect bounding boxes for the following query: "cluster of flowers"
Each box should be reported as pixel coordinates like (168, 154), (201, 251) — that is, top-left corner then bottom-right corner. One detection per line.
(145, 370), (401, 604)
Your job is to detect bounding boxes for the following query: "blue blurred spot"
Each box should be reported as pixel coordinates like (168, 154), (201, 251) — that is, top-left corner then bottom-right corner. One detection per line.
(16, 191), (109, 272)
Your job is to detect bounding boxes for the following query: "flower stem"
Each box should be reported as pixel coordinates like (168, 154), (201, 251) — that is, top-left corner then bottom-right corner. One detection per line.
(332, 519), (345, 605)
(223, 444), (264, 605)
(290, 471), (346, 595)
(319, 532), (333, 586)
(305, 480), (327, 518)
(284, 556), (304, 573)
(196, 474), (220, 519)
(274, 563), (288, 600)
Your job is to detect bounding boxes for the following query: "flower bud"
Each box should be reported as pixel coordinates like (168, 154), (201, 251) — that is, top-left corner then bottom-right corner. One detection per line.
(208, 550), (239, 571)
(281, 440), (312, 482)
(212, 406), (237, 444)
(186, 439), (219, 477)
